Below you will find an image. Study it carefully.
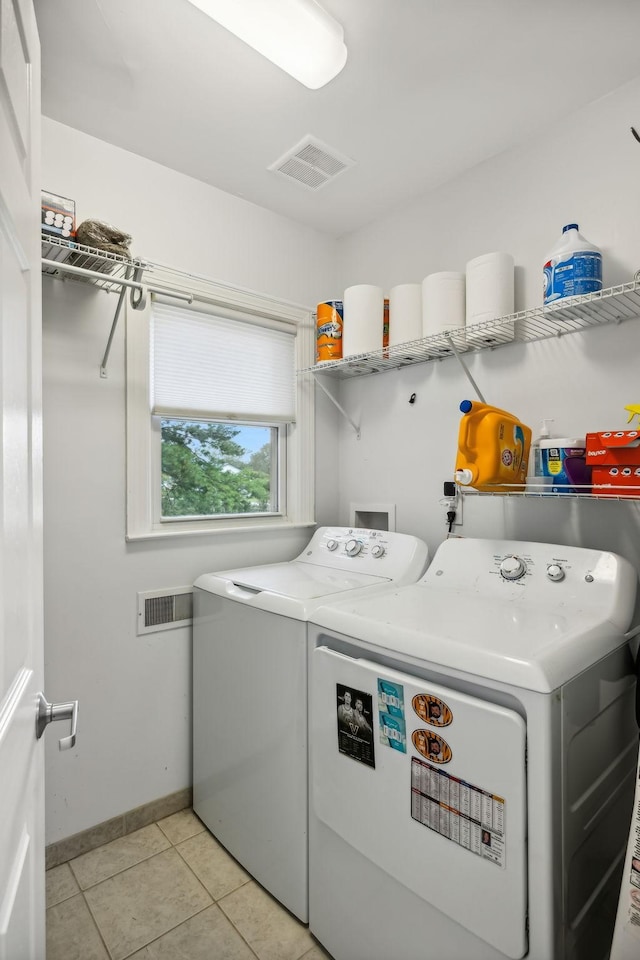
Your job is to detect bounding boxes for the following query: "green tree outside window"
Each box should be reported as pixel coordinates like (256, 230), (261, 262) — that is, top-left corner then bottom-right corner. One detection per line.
(161, 419), (274, 517)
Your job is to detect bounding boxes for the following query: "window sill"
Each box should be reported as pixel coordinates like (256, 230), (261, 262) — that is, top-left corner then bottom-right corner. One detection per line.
(125, 518), (316, 542)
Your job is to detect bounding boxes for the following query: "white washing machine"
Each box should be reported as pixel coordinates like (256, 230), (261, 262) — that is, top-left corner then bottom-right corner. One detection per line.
(307, 537), (639, 960)
(192, 526), (429, 922)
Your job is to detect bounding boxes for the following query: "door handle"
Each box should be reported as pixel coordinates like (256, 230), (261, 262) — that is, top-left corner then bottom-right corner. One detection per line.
(36, 693), (78, 749)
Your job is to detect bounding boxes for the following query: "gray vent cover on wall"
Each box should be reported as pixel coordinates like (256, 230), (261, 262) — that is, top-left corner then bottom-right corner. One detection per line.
(268, 136), (355, 191)
(137, 587), (193, 635)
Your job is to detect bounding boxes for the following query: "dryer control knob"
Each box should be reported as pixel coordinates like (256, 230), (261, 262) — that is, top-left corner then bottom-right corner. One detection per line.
(546, 563), (565, 582)
(499, 555), (527, 580)
(326, 539), (339, 552)
(345, 538), (363, 557)
(371, 544), (385, 558)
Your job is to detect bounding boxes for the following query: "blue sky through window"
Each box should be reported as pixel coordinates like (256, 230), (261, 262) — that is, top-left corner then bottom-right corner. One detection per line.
(234, 425), (270, 460)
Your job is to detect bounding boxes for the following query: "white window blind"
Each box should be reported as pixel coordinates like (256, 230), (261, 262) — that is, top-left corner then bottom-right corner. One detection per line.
(150, 301), (296, 422)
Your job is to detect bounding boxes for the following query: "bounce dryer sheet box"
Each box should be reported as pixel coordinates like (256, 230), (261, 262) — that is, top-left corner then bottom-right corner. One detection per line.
(586, 430), (640, 497)
(586, 431), (640, 465)
(41, 190), (76, 240)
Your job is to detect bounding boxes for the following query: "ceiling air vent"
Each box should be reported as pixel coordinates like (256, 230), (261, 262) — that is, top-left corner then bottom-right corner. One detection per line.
(268, 136), (355, 191)
(137, 587), (193, 636)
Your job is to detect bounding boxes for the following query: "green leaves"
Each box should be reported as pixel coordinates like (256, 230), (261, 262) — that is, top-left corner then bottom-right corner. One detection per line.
(160, 420), (273, 517)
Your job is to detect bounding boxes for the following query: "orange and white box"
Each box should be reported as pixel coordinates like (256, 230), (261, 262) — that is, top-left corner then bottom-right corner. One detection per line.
(586, 430), (640, 497)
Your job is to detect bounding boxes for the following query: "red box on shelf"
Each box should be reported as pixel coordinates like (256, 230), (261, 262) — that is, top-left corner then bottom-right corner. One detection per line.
(586, 430), (640, 497)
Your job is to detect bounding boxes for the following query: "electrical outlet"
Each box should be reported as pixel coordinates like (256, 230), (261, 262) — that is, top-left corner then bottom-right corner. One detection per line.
(442, 480), (463, 526)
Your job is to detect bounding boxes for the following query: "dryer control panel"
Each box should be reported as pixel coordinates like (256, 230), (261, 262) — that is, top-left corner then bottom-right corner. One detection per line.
(496, 553), (567, 583)
(421, 537), (637, 633)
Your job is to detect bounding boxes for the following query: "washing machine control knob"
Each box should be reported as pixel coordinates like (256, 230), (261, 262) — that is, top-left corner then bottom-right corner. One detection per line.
(371, 544), (385, 558)
(499, 555), (527, 580)
(546, 563), (565, 582)
(345, 538), (363, 557)
(326, 539), (339, 552)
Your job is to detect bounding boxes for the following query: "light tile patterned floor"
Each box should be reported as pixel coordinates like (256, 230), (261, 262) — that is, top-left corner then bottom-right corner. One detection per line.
(46, 809), (332, 960)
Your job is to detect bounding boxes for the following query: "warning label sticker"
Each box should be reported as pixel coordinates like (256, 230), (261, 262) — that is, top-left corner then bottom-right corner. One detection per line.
(411, 757), (505, 868)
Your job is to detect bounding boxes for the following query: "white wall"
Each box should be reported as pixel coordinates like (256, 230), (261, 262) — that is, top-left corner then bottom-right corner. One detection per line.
(41, 119), (340, 843)
(332, 76), (640, 570)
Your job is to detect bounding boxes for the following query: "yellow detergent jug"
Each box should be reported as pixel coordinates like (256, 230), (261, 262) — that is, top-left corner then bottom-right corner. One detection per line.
(454, 400), (532, 492)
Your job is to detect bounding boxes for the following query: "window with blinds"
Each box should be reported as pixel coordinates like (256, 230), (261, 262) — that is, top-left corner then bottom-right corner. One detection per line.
(125, 275), (314, 541)
(151, 301), (296, 423)
(151, 301), (296, 520)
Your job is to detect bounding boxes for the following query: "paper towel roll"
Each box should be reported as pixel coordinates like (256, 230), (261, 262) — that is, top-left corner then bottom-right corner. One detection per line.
(342, 285), (385, 357)
(422, 272), (466, 353)
(389, 284), (422, 347)
(465, 252), (514, 347)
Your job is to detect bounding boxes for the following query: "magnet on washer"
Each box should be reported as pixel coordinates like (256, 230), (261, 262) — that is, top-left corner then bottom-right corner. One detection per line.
(412, 729), (452, 763)
(412, 694), (453, 726)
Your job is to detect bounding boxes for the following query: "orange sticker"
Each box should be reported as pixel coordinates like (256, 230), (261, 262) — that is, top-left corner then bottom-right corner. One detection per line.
(411, 729), (452, 764)
(412, 694), (453, 727)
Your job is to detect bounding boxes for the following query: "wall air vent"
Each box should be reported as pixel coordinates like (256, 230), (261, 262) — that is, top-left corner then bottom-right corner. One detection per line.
(268, 136), (355, 191)
(137, 587), (193, 636)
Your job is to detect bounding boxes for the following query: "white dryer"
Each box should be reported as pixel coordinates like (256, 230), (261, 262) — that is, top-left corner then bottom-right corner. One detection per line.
(192, 526), (428, 922)
(307, 537), (638, 960)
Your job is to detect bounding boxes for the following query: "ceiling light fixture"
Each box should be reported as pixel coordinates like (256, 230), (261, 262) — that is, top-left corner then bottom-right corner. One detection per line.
(186, 0), (347, 89)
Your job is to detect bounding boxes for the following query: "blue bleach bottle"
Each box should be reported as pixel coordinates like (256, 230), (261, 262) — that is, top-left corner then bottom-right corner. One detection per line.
(543, 223), (602, 305)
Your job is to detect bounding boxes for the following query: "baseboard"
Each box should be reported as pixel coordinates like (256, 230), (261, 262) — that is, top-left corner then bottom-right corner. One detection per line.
(45, 787), (192, 870)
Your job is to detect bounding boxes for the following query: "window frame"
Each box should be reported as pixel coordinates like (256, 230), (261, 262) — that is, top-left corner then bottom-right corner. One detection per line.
(125, 271), (315, 540)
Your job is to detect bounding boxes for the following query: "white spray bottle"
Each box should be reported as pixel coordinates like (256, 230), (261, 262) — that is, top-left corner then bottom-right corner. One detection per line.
(527, 419), (554, 491)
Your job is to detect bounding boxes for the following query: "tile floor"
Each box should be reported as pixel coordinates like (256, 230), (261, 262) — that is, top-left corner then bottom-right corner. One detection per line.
(46, 808), (333, 960)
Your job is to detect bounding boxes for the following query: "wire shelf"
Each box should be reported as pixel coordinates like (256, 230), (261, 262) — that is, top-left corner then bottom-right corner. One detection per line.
(41, 233), (149, 293)
(460, 482), (640, 502)
(300, 280), (640, 379)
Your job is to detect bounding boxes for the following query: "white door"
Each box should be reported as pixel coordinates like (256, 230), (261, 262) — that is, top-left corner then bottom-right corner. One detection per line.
(0, 1), (44, 957)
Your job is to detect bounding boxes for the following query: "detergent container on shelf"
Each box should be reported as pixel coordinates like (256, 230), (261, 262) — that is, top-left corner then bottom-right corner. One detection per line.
(540, 437), (591, 493)
(543, 223), (602, 305)
(455, 400), (532, 492)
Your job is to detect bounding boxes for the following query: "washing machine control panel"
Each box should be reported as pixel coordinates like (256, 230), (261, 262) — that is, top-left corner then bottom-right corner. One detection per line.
(298, 527), (429, 581)
(318, 529), (389, 560)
